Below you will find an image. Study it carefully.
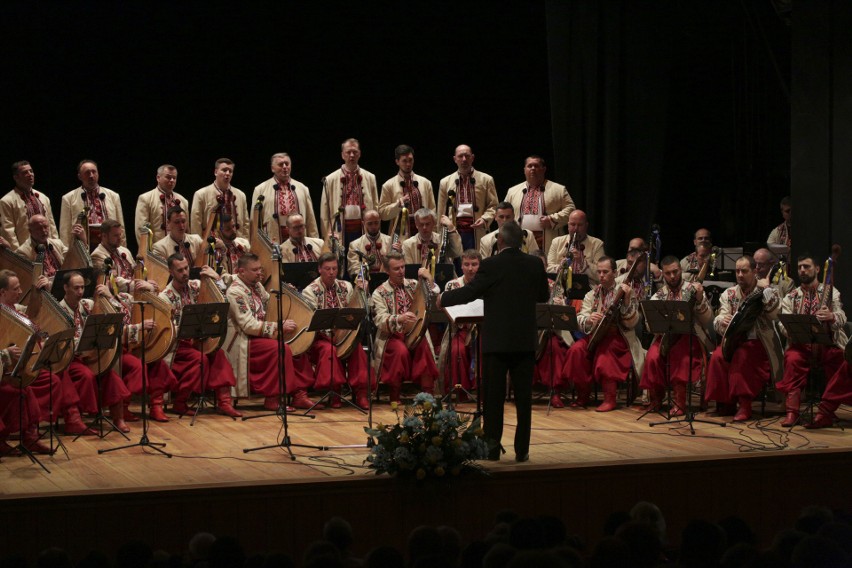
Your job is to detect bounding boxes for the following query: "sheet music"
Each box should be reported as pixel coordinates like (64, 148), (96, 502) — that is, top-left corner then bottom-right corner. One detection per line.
(443, 299), (484, 324)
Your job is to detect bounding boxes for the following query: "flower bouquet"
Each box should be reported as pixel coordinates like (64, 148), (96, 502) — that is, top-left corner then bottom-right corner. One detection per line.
(365, 393), (490, 480)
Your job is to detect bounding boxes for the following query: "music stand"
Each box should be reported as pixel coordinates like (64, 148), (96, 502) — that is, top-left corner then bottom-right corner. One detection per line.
(640, 300), (724, 432)
(443, 299), (485, 416)
(281, 262), (319, 290)
(10, 334), (51, 471)
(74, 312), (126, 440)
(778, 314), (835, 427)
(175, 302), (229, 426)
(535, 304), (578, 413)
(303, 307), (368, 415)
(100, 299), (171, 458)
(30, 328), (76, 461)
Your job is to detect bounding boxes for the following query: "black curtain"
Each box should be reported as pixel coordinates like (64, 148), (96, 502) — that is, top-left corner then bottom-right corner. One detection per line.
(546, 0), (791, 261)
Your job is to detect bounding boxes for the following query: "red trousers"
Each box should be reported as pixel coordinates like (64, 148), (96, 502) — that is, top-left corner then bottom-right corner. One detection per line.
(640, 336), (704, 390)
(64, 358), (130, 412)
(28, 370), (63, 422)
(380, 334), (438, 389)
(564, 333), (632, 386)
(442, 328), (473, 393)
(821, 361), (852, 406)
(248, 337), (297, 396)
(534, 334), (570, 389)
(705, 340), (768, 403)
(0, 383), (40, 435)
(777, 344), (844, 394)
(171, 340), (235, 396)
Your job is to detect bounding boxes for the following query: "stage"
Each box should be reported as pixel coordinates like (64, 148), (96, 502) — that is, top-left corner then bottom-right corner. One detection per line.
(2, 393), (850, 562)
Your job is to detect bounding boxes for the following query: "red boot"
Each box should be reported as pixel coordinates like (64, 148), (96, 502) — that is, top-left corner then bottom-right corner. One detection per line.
(355, 388), (370, 410)
(330, 391), (343, 409)
(571, 384), (591, 408)
(23, 426), (53, 455)
(670, 384), (687, 417)
(806, 401), (839, 429)
(149, 394), (169, 422)
(171, 391), (196, 416)
(123, 400), (140, 422)
(291, 389), (323, 410)
(780, 390), (800, 427)
(733, 396), (753, 422)
(63, 406), (96, 436)
(596, 380), (618, 412)
(550, 389), (565, 409)
(216, 387), (242, 418)
(388, 384), (402, 403)
(110, 403), (130, 433)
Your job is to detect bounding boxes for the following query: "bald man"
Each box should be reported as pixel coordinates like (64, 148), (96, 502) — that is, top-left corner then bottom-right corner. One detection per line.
(437, 144), (499, 252)
(546, 210), (606, 286)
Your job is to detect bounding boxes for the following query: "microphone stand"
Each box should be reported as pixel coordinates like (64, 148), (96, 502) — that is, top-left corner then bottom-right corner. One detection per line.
(243, 252), (321, 459)
(100, 300), (171, 457)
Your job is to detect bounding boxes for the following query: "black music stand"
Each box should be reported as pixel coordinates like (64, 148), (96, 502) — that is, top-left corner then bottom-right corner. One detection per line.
(74, 312), (127, 441)
(535, 304), (578, 413)
(281, 262), (319, 290)
(640, 300), (724, 433)
(175, 302), (229, 426)
(10, 334), (52, 471)
(443, 299), (485, 417)
(100, 299), (171, 457)
(778, 314), (835, 428)
(28, 329), (76, 462)
(303, 307), (368, 415)
(243, 282), (321, 459)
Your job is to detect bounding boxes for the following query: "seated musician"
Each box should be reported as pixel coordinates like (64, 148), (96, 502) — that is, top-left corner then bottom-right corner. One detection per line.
(225, 253), (318, 411)
(562, 257), (644, 411)
(438, 249), (482, 402)
(159, 254), (240, 418)
(280, 213), (325, 264)
(59, 271), (133, 432)
(302, 253), (373, 409)
(99, 278), (177, 423)
(778, 255), (847, 427)
(615, 238), (662, 281)
(639, 256), (712, 415)
(152, 207), (205, 265)
(680, 228), (715, 283)
(0, 270), (58, 454)
(91, 219), (141, 293)
(705, 255), (781, 421)
(546, 210), (605, 285)
(401, 208), (462, 266)
(346, 209), (399, 278)
(214, 214), (249, 276)
(13, 215), (83, 285)
(754, 247), (795, 298)
(478, 202), (539, 258)
(371, 252), (439, 402)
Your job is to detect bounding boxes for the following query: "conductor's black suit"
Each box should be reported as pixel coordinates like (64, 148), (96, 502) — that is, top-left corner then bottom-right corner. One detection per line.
(440, 246), (549, 460)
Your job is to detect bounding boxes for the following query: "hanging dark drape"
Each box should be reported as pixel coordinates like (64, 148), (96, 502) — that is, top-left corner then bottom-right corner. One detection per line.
(546, 1), (790, 261)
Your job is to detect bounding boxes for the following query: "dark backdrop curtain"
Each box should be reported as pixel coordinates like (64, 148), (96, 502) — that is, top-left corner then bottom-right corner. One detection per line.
(546, 1), (790, 262)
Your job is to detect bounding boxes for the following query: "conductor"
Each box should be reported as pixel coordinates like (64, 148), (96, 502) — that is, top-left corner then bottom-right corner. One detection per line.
(437, 221), (549, 462)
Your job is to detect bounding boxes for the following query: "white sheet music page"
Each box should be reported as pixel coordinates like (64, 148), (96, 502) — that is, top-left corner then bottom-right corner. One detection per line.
(443, 299), (484, 324)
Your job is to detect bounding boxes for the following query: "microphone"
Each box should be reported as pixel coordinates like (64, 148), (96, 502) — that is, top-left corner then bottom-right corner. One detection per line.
(81, 191), (88, 201)
(103, 257), (113, 268)
(272, 243), (282, 260)
(651, 224), (661, 234)
(447, 189), (456, 198)
(305, 243), (313, 252)
(354, 250), (367, 260)
(412, 180), (418, 188)
(99, 192), (106, 201)
(519, 188), (528, 222)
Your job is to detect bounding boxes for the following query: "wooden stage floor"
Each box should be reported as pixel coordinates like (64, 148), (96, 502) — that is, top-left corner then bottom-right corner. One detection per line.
(3, 394), (851, 499)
